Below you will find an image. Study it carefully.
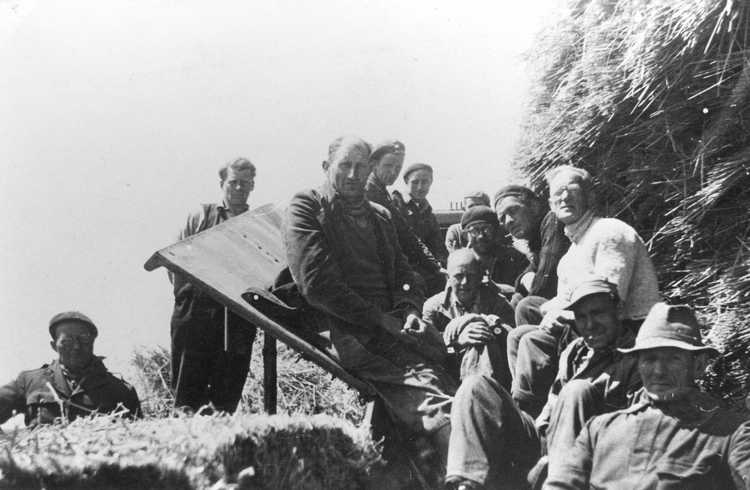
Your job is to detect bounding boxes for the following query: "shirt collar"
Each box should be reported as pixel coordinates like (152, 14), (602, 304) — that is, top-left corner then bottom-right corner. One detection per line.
(219, 200), (249, 216)
(564, 210), (597, 242)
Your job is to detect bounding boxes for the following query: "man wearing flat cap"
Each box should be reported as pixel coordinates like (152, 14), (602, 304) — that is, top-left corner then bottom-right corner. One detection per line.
(366, 140), (446, 295)
(392, 163), (449, 274)
(0, 311), (141, 427)
(460, 205), (528, 295)
(445, 191), (491, 254)
(546, 302), (750, 489)
(445, 278), (640, 490)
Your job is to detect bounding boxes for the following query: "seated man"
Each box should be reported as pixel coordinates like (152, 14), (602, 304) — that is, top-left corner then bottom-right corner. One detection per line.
(533, 278), (642, 483)
(445, 191), (491, 253)
(510, 166), (659, 417)
(546, 303), (750, 489)
(0, 311), (141, 427)
(284, 136), (455, 463)
(445, 278), (640, 490)
(460, 205), (528, 296)
(423, 249), (515, 388)
(365, 140), (445, 295)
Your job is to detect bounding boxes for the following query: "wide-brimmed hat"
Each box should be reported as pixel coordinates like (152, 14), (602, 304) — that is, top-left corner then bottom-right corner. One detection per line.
(561, 278), (619, 311)
(49, 311), (98, 339)
(618, 303), (717, 354)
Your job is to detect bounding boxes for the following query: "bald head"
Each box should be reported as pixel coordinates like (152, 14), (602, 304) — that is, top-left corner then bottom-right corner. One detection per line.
(447, 249), (482, 305)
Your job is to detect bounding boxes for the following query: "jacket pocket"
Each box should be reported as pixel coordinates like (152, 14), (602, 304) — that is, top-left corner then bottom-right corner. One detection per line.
(656, 460), (714, 490)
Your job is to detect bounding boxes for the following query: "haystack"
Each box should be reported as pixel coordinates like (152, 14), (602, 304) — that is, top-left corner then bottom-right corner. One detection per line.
(516, 0), (750, 402)
(0, 413), (382, 489)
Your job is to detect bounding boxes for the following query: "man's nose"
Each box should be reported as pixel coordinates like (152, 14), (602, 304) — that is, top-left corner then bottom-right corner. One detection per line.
(347, 167), (358, 179)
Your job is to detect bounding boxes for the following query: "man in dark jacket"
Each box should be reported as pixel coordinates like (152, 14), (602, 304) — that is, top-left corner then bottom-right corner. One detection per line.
(0, 311), (141, 427)
(284, 135), (455, 464)
(495, 185), (571, 417)
(169, 157), (258, 413)
(365, 140), (445, 295)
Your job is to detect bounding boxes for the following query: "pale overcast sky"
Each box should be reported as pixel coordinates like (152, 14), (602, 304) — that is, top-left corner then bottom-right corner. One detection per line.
(0, 0), (556, 379)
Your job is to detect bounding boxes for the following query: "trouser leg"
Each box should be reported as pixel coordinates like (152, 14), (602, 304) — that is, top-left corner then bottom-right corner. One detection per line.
(545, 379), (604, 478)
(507, 324), (539, 382)
(460, 332), (512, 391)
(511, 328), (560, 418)
(208, 351), (252, 413)
(173, 349), (213, 411)
(446, 374), (540, 487)
(514, 295), (547, 327)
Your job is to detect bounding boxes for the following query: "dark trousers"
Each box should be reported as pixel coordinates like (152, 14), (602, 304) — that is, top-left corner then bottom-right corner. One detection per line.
(446, 374), (541, 488)
(507, 296), (561, 418)
(173, 349), (251, 413)
(545, 380), (605, 479)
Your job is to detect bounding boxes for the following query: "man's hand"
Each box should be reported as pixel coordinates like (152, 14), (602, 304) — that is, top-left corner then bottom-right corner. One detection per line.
(539, 309), (575, 335)
(402, 311), (428, 337)
(457, 321), (494, 347)
(380, 313), (418, 345)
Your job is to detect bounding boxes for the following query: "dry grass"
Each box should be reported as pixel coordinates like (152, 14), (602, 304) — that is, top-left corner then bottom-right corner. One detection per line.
(516, 0), (750, 403)
(0, 412), (383, 489)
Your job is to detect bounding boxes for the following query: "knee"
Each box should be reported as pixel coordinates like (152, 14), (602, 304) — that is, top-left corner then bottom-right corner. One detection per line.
(454, 374), (507, 410)
(557, 379), (597, 404)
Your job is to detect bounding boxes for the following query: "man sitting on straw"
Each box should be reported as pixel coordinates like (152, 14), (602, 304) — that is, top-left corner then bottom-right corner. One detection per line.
(510, 166), (660, 417)
(423, 248), (516, 388)
(545, 303), (750, 489)
(0, 311), (141, 427)
(283, 135), (455, 472)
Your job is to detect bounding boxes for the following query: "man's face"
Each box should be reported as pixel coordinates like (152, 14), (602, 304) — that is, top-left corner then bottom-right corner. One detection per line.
(549, 173), (588, 225)
(466, 222), (497, 254)
(373, 153), (404, 186)
(325, 145), (372, 200)
(221, 168), (255, 208)
(572, 293), (622, 350)
(638, 347), (697, 401)
(51, 322), (96, 370)
(496, 196), (535, 239)
(406, 169), (433, 200)
(448, 258), (482, 305)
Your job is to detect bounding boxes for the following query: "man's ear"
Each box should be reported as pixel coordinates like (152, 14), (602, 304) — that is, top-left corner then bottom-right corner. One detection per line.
(50, 339), (58, 353)
(322, 160), (329, 172)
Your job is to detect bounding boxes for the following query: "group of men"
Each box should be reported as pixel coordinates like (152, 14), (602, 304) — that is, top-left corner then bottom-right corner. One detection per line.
(1, 135), (748, 489)
(280, 135), (749, 489)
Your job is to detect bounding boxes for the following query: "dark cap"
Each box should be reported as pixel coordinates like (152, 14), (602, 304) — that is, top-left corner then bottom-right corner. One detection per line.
(402, 163), (433, 182)
(619, 303), (718, 355)
(370, 139), (405, 163)
(493, 185), (540, 209)
(561, 278), (619, 311)
(461, 205), (499, 230)
(49, 311), (98, 339)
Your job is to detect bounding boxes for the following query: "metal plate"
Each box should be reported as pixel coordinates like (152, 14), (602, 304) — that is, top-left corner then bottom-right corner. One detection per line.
(144, 203), (373, 395)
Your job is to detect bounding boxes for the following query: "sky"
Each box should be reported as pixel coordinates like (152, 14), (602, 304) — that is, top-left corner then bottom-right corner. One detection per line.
(0, 0), (556, 381)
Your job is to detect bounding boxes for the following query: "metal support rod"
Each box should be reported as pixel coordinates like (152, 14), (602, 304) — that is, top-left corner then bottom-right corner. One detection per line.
(262, 332), (278, 414)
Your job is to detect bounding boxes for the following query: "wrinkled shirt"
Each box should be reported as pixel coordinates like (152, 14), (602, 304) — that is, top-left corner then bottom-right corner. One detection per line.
(537, 331), (641, 432)
(522, 211), (570, 300)
(545, 389), (750, 489)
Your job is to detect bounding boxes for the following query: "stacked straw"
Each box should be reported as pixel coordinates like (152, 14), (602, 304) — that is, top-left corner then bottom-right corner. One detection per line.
(515, 0), (750, 402)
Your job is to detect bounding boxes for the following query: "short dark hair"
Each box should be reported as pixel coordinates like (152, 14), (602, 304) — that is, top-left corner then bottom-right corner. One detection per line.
(218, 158), (256, 182)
